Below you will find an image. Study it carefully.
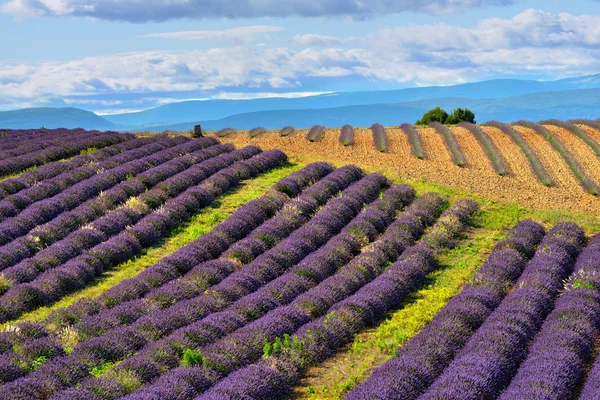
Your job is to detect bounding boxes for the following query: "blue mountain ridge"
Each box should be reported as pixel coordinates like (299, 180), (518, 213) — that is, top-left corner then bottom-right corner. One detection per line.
(105, 74), (600, 128)
(133, 88), (600, 132)
(0, 75), (599, 131)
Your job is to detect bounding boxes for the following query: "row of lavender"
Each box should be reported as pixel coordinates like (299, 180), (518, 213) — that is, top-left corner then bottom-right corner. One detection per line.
(52, 180), (419, 399)
(0, 136), (223, 283)
(0, 137), (225, 278)
(0, 135), (160, 200)
(0, 135), (200, 236)
(63, 174), (406, 399)
(0, 162), (337, 387)
(194, 197), (479, 399)
(0, 135), (187, 216)
(348, 221), (600, 399)
(69, 165), (362, 339)
(0, 128), (124, 155)
(0, 129), (133, 178)
(0, 165), (394, 398)
(0, 143), (288, 323)
(0, 137), (224, 274)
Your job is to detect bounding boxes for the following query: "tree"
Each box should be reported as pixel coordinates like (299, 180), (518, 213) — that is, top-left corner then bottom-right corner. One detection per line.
(416, 107), (476, 125)
(446, 108), (476, 124)
(416, 107), (448, 125)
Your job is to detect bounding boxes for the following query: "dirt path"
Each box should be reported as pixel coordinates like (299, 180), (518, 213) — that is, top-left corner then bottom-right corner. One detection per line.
(215, 127), (600, 214)
(545, 125), (600, 185)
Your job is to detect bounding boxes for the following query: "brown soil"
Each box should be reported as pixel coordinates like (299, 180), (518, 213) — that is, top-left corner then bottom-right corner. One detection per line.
(544, 125), (600, 185)
(451, 126), (492, 172)
(215, 126), (600, 214)
(482, 126), (532, 184)
(513, 125), (581, 189)
(577, 123), (600, 143)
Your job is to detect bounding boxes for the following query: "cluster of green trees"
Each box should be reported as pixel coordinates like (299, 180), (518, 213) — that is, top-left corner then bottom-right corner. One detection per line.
(416, 107), (475, 125)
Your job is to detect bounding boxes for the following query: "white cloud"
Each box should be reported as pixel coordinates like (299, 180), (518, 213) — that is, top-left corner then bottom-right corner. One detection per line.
(3, 9), (600, 108)
(63, 98), (123, 106)
(94, 108), (144, 115)
(291, 34), (355, 47)
(212, 91), (334, 100)
(138, 26), (284, 41)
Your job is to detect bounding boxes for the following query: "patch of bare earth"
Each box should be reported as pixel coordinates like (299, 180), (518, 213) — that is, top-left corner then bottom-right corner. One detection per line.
(544, 125), (600, 185)
(578, 124), (600, 143)
(214, 126), (600, 214)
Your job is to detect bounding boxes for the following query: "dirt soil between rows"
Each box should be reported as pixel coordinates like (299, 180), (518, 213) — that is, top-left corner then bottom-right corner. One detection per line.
(214, 125), (600, 214)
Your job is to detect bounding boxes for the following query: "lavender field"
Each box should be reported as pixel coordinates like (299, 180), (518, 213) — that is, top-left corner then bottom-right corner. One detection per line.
(0, 128), (599, 400)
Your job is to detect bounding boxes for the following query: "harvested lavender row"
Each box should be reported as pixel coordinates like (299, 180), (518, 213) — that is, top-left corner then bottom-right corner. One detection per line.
(248, 127), (266, 138)
(346, 219), (546, 400)
(0, 137), (213, 242)
(0, 150), (287, 323)
(429, 122), (466, 167)
(306, 125), (325, 142)
(0, 136), (157, 200)
(419, 222), (586, 400)
(515, 120), (600, 195)
(571, 119), (600, 134)
(500, 233), (600, 400)
(279, 126), (295, 137)
(0, 142), (229, 273)
(215, 128), (236, 138)
(0, 130), (132, 178)
(371, 123), (389, 152)
(401, 123), (426, 159)
(542, 119), (600, 157)
(483, 121), (554, 187)
(0, 163), (337, 383)
(340, 124), (355, 146)
(11, 173), (389, 399)
(197, 199), (479, 400)
(68, 164), (356, 340)
(75, 183), (414, 400)
(0, 136), (191, 222)
(459, 121), (508, 176)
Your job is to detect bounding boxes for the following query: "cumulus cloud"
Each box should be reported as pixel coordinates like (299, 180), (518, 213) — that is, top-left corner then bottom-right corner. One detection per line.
(291, 34), (353, 47)
(0, 0), (518, 22)
(139, 26), (284, 41)
(212, 91), (334, 100)
(2, 9), (600, 108)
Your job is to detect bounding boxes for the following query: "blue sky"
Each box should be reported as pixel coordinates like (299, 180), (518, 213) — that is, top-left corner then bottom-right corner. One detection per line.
(1, 0), (599, 114)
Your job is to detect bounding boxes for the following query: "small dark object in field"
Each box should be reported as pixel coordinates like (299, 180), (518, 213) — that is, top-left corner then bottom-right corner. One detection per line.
(192, 125), (203, 138)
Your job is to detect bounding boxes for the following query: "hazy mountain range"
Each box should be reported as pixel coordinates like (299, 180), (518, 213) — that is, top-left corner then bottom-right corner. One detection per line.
(2, 75), (600, 132)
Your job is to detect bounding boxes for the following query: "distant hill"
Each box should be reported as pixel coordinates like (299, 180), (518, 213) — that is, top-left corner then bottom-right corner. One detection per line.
(1, 75), (599, 131)
(105, 74), (600, 129)
(0, 107), (115, 130)
(137, 88), (600, 132)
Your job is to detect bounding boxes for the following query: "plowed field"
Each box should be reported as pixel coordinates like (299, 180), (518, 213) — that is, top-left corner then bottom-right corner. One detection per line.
(214, 125), (600, 214)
